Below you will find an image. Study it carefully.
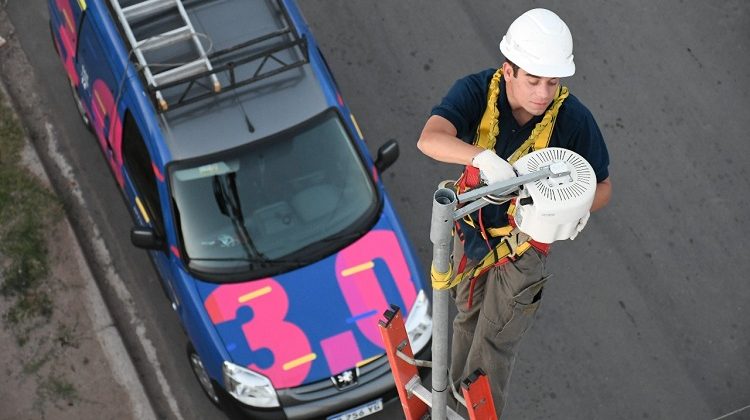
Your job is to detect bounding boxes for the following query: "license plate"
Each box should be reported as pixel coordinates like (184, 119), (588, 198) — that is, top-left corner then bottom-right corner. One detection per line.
(326, 398), (383, 420)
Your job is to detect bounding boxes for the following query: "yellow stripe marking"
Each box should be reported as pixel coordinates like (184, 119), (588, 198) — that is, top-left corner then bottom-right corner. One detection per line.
(341, 261), (374, 277)
(238, 286), (272, 303)
(77, 0), (87, 11)
(283, 353), (316, 371)
(350, 114), (364, 140)
(135, 197), (150, 223)
(356, 354), (383, 368)
(63, 8), (75, 33)
(94, 90), (105, 114)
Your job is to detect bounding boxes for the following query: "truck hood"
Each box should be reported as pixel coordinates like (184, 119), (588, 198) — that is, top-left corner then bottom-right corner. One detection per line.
(195, 214), (423, 389)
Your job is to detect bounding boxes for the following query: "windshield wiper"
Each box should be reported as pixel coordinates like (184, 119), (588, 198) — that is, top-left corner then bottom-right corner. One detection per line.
(212, 173), (267, 262)
(189, 256), (310, 269)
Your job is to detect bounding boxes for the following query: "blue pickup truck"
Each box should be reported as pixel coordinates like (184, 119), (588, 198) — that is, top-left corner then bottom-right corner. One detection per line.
(48, 0), (431, 418)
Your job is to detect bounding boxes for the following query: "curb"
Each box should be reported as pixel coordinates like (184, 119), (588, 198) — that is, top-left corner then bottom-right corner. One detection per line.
(0, 57), (158, 420)
(0, 16), (157, 420)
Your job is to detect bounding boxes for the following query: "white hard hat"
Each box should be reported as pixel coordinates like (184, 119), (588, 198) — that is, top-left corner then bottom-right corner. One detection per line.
(499, 8), (575, 78)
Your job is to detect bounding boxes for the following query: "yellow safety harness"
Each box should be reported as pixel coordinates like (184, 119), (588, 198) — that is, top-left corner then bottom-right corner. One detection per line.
(432, 68), (569, 292)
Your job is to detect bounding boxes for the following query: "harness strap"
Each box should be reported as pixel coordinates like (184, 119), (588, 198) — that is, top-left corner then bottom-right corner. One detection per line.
(487, 225), (514, 237)
(432, 230), (548, 291)
(454, 231), (531, 289)
(473, 70), (503, 151)
(467, 276), (479, 309)
(455, 69), (504, 195)
(439, 68), (567, 294)
(431, 263), (455, 290)
(455, 69), (569, 193)
(477, 208), (492, 251)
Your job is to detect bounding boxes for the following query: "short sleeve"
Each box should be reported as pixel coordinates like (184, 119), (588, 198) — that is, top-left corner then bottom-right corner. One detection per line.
(430, 69), (494, 142)
(562, 101), (610, 182)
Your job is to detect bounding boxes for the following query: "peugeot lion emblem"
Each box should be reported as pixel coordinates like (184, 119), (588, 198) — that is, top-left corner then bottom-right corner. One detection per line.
(331, 368), (359, 390)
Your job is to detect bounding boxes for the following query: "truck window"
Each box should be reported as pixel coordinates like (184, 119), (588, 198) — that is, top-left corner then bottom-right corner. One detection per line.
(122, 112), (164, 236)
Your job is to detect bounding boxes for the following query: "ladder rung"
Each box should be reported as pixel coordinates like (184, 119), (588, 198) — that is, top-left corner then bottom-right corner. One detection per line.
(122, 0), (176, 22)
(136, 26), (193, 52)
(152, 58), (209, 86)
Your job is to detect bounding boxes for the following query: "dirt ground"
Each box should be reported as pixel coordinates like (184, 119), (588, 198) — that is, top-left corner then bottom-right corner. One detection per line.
(0, 217), (133, 420)
(0, 80), (135, 420)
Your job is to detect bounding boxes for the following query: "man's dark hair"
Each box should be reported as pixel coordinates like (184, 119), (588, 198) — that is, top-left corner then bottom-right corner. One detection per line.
(505, 60), (520, 77)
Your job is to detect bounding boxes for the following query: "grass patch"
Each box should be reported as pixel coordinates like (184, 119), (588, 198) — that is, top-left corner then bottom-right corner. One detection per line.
(37, 374), (80, 409)
(0, 91), (61, 341)
(23, 345), (55, 375)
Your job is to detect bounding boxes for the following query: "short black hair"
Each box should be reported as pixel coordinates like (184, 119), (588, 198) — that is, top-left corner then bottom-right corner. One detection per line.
(505, 60), (520, 77)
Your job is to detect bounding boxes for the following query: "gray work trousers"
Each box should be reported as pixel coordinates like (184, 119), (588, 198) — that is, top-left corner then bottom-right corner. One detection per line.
(450, 241), (549, 416)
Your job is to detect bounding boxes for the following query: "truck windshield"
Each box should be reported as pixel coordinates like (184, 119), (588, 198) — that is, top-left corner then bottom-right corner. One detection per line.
(169, 109), (378, 279)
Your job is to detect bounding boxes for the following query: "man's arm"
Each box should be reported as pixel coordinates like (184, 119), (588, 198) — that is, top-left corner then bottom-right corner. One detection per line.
(419, 115), (612, 212)
(417, 115), (483, 165)
(591, 177), (611, 212)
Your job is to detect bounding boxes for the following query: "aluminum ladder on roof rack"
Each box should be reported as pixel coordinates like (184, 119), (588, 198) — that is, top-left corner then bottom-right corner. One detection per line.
(109, 0), (221, 111)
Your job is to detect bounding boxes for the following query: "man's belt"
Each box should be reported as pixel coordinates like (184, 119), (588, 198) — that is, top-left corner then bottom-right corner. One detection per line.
(431, 228), (548, 291)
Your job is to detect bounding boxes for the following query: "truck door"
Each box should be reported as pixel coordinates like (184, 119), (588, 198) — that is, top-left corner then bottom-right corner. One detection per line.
(121, 112), (178, 306)
(75, 5), (127, 188)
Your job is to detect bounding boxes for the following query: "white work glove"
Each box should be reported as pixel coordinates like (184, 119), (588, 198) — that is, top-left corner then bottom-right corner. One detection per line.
(569, 212), (590, 240)
(472, 149), (516, 185)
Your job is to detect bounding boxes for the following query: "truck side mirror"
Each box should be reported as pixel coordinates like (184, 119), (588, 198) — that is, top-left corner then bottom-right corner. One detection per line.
(375, 139), (399, 173)
(131, 226), (165, 251)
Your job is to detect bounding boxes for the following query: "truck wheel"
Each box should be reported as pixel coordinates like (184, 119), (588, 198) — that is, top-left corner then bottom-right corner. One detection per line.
(67, 80), (92, 132)
(187, 342), (221, 407)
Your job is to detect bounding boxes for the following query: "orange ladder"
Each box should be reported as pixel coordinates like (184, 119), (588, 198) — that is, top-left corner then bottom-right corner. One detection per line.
(378, 304), (497, 420)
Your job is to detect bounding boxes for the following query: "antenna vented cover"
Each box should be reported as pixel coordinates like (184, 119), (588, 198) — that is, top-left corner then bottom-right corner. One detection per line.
(512, 148), (596, 243)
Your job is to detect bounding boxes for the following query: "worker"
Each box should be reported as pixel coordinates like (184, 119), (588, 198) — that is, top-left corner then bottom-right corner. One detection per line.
(417, 8), (611, 415)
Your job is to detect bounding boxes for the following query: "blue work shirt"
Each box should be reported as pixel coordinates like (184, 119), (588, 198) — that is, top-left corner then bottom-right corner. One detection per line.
(430, 68), (610, 260)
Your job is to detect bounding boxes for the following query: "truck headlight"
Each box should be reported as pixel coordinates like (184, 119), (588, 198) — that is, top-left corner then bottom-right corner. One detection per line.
(222, 362), (279, 408)
(405, 289), (432, 353)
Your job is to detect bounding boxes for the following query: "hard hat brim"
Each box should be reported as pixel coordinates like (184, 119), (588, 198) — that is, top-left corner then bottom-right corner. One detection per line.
(499, 38), (576, 78)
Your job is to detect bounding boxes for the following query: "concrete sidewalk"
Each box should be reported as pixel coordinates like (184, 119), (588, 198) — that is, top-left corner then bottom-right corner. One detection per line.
(0, 20), (156, 420)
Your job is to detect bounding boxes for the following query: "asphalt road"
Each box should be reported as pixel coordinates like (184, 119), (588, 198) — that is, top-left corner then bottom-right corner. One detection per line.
(4, 1), (750, 419)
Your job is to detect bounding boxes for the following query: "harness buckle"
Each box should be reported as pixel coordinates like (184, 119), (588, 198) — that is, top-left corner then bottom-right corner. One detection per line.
(501, 230), (530, 261)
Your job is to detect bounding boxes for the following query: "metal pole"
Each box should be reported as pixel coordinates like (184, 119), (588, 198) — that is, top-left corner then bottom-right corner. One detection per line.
(430, 187), (458, 420)
(423, 166), (568, 419)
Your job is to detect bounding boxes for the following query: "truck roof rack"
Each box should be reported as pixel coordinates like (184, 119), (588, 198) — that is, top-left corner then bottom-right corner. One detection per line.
(109, 0), (308, 113)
